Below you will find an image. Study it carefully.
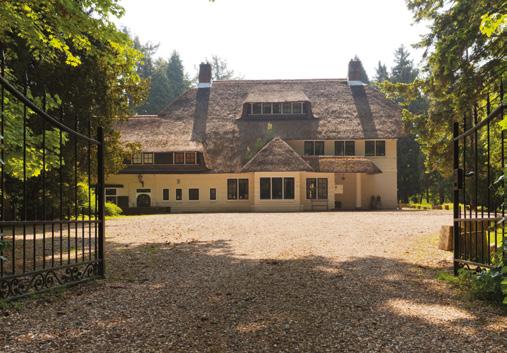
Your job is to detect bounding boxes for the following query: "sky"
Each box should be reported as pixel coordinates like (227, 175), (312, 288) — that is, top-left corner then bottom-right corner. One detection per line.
(116, 0), (428, 80)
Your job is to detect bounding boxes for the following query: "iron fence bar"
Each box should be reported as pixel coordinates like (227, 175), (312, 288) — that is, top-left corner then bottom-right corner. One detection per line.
(74, 113), (78, 264)
(0, 73), (100, 144)
(97, 126), (105, 277)
(0, 50), (4, 277)
(453, 217), (503, 222)
(0, 220), (99, 226)
(42, 91), (46, 270)
(0, 259), (99, 281)
(59, 107), (64, 266)
(453, 103), (507, 141)
(453, 122), (460, 274)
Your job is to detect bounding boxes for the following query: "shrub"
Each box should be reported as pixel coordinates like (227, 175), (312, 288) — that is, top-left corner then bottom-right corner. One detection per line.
(105, 202), (123, 216)
(456, 268), (503, 303)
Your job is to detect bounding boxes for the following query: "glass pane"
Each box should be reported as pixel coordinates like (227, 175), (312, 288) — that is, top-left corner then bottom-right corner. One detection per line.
(317, 178), (328, 200)
(260, 178), (271, 199)
(132, 153), (142, 164)
(335, 141), (344, 156)
(315, 141), (324, 155)
(238, 179), (249, 200)
(174, 152), (185, 164)
(143, 152), (153, 164)
(273, 103), (281, 114)
(185, 152), (196, 164)
(284, 178), (295, 199)
(365, 141), (375, 156)
(105, 188), (117, 196)
(272, 178), (283, 199)
(345, 141), (355, 156)
(306, 178), (317, 199)
(282, 102), (292, 114)
(189, 188), (199, 200)
(262, 103), (272, 114)
(252, 103), (262, 114)
(176, 189), (182, 200)
(210, 188), (216, 200)
(292, 102), (302, 114)
(154, 152), (173, 164)
(376, 141), (386, 156)
(302, 103), (309, 114)
(227, 179), (237, 200)
(106, 196), (116, 204)
(304, 141), (314, 155)
(163, 189), (169, 200)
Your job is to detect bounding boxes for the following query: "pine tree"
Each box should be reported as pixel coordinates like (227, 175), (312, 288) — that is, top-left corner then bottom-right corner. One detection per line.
(138, 59), (170, 114)
(374, 61), (389, 82)
(166, 51), (190, 103)
(390, 45), (419, 84)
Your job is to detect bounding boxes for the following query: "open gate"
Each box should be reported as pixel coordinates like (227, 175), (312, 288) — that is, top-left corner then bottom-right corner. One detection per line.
(453, 81), (505, 275)
(0, 51), (105, 300)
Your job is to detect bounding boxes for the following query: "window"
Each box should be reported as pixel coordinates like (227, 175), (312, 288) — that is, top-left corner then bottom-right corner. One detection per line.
(105, 188), (117, 204)
(185, 152), (196, 164)
(284, 177), (295, 199)
(132, 153), (142, 164)
(210, 188), (216, 200)
(155, 152), (173, 164)
(260, 177), (294, 200)
(306, 178), (328, 200)
(272, 178), (283, 199)
(162, 188), (169, 201)
(375, 141), (386, 156)
(365, 140), (386, 156)
(142, 152), (154, 164)
(174, 152), (185, 164)
(262, 103), (272, 114)
(335, 141), (355, 156)
(252, 103), (262, 114)
(304, 141), (325, 155)
(292, 102), (302, 114)
(189, 188), (199, 200)
(176, 189), (182, 200)
(282, 102), (292, 114)
(260, 178), (271, 200)
(238, 179), (249, 200)
(227, 179), (249, 200)
(273, 103), (281, 114)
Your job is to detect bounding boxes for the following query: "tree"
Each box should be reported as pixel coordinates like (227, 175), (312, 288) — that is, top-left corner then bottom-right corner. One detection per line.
(390, 46), (419, 84)
(139, 59), (171, 114)
(374, 61), (389, 82)
(405, 0), (504, 178)
(166, 51), (190, 102)
(209, 55), (239, 80)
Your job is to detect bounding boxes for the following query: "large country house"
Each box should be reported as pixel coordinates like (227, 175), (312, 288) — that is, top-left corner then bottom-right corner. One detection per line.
(106, 59), (403, 212)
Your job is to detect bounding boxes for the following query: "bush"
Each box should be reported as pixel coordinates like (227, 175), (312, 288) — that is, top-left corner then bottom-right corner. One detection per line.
(105, 202), (123, 216)
(456, 268), (503, 303)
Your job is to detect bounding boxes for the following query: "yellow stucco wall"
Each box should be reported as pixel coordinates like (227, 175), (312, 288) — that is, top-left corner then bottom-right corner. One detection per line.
(106, 140), (397, 212)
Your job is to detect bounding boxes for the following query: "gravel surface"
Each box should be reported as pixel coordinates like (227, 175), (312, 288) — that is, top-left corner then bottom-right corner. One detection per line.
(1, 210), (506, 352)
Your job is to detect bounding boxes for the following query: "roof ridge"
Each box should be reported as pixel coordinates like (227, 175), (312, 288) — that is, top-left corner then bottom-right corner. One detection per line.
(213, 78), (348, 83)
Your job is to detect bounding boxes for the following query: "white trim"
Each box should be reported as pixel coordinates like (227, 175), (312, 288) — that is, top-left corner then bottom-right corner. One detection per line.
(356, 174), (362, 208)
(347, 80), (366, 86)
(198, 82), (211, 88)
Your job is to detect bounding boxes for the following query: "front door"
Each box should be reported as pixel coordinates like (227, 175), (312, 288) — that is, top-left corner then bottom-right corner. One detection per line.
(137, 194), (151, 208)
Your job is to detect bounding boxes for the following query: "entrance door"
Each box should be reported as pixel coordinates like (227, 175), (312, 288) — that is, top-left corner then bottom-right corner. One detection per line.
(137, 194), (151, 208)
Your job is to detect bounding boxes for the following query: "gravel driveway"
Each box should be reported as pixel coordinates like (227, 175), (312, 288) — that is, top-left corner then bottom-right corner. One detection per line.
(2, 211), (506, 352)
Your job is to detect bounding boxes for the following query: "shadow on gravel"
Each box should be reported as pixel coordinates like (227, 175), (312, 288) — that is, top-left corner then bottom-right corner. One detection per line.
(2, 239), (506, 353)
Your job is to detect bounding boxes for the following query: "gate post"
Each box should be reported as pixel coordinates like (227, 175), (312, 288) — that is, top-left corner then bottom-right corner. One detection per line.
(453, 122), (460, 275)
(97, 126), (105, 278)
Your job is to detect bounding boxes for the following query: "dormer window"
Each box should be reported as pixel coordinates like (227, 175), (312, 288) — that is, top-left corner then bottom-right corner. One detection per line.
(246, 102), (308, 117)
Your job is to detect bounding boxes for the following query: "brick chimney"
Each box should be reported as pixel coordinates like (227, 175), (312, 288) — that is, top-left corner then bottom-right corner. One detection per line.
(347, 58), (366, 86)
(198, 62), (212, 88)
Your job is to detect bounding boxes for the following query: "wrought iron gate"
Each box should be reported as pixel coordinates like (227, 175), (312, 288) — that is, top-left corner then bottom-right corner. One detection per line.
(0, 52), (105, 300)
(453, 82), (505, 274)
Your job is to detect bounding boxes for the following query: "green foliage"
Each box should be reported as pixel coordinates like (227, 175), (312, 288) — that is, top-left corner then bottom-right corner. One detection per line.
(480, 12), (507, 37)
(136, 51), (191, 114)
(373, 61), (389, 82)
(209, 55), (240, 80)
(105, 202), (122, 216)
(457, 268), (504, 303)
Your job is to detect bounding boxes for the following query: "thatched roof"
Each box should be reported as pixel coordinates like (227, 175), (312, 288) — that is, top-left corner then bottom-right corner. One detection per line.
(241, 137), (313, 172)
(116, 115), (204, 152)
(117, 79), (403, 173)
(304, 156), (382, 174)
(244, 90), (309, 103)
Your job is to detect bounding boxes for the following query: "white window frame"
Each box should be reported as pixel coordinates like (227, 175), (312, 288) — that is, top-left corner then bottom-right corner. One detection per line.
(260, 177), (295, 200)
(364, 140), (386, 157)
(248, 102), (305, 116)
